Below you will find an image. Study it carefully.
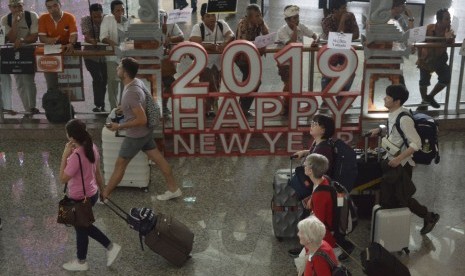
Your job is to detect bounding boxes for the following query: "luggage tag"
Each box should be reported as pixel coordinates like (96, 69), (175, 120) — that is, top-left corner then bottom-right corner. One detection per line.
(337, 193), (344, 207)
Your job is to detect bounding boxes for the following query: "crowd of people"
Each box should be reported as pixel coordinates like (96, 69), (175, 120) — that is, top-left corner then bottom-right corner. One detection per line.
(0, 0), (455, 116)
(0, 0), (452, 274)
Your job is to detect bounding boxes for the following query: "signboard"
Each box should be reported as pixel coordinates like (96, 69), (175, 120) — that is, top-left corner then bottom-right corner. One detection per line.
(166, 8), (193, 24)
(0, 47), (35, 74)
(164, 41), (360, 156)
(408, 26), (427, 44)
(206, 0), (237, 14)
(58, 56), (85, 101)
(327, 32), (352, 49)
(35, 54), (63, 72)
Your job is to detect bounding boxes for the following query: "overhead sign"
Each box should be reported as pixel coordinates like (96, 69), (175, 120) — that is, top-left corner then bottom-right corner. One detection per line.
(206, 0), (237, 14)
(0, 47), (35, 74)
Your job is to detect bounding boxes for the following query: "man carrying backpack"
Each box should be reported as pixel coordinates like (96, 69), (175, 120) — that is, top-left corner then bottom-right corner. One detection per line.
(369, 84), (440, 235)
(0, 0), (39, 115)
(189, 3), (234, 118)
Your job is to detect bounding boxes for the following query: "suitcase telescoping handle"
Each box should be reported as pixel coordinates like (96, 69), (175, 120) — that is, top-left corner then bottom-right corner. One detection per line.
(362, 133), (382, 163)
(103, 198), (130, 224)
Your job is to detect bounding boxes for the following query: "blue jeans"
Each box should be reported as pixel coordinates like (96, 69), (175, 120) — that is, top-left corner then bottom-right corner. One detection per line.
(75, 192), (111, 261)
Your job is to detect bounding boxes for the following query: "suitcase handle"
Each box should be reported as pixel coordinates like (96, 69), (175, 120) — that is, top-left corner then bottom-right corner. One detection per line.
(104, 198), (130, 223)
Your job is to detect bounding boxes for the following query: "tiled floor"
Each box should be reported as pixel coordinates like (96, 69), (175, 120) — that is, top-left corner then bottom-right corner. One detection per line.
(1, 0), (465, 275)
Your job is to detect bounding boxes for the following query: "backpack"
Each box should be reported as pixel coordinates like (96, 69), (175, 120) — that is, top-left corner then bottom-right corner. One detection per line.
(200, 21), (224, 41)
(131, 84), (161, 129)
(42, 88), (75, 123)
(312, 250), (352, 276)
(128, 207), (157, 250)
(7, 11), (32, 29)
(314, 179), (358, 236)
(328, 139), (358, 192)
(395, 110), (440, 165)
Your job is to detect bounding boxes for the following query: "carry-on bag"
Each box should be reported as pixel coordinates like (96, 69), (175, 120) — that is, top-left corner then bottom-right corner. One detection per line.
(353, 135), (383, 193)
(272, 156), (306, 240)
(371, 204), (411, 254)
(144, 213), (194, 267)
(361, 242), (411, 276)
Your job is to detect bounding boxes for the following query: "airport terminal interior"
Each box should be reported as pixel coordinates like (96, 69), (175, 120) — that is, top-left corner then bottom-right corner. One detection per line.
(1, 0), (465, 275)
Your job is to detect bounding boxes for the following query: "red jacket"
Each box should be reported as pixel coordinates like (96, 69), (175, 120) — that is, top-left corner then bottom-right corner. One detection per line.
(310, 177), (336, 247)
(304, 240), (338, 276)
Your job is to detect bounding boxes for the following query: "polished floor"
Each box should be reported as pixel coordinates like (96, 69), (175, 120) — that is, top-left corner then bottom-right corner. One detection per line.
(1, 131), (465, 275)
(1, 0), (465, 275)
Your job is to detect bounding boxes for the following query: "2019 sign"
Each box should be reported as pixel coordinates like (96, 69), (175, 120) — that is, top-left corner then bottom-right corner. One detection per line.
(164, 41), (360, 156)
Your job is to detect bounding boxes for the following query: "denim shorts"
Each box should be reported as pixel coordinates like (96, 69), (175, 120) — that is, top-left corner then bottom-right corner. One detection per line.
(119, 131), (156, 159)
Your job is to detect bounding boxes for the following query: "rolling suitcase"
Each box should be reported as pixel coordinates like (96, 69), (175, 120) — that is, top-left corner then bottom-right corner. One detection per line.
(371, 204), (411, 254)
(353, 135), (383, 193)
(271, 156), (307, 240)
(101, 127), (150, 189)
(144, 213), (194, 267)
(361, 242), (411, 276)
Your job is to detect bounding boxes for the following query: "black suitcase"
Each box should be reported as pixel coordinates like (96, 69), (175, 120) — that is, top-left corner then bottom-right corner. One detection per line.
(144, 213), (194, 267)
(361, 242), (411, 276)
(353, 136), (383, 193)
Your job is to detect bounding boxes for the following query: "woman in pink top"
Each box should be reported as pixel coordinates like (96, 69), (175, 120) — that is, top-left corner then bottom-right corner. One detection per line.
(59, 119), (121, 271)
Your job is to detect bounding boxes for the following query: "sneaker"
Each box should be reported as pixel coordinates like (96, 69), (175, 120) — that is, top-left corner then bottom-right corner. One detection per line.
(427, 96), (440, 109)
(420, 213), (440, 235)
(156, 188), (182, 201)
(107, 243), (121, 266)
(288, 246), (304, 258)
(62, 259), (89, 271)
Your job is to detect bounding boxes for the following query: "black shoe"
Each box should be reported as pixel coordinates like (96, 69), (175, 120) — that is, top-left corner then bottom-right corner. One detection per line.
(424, 96), (440, 109)
(337, 242), (355, 261)
(30, 107), (40, 114)
(92, 107), (101, 112)
(288, 246), (303, 258)
(420, 213), (440, 235)
(206, 111), (216, 118)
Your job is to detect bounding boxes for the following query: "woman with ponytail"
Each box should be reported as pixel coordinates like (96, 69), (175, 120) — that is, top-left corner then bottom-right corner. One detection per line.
(59, 119), (121, 271)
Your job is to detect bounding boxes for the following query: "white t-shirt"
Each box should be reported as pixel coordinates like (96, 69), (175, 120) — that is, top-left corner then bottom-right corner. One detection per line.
(99, 14), (128, 62)
(277, 23), (314, 44)
(190, 19), (233, 68)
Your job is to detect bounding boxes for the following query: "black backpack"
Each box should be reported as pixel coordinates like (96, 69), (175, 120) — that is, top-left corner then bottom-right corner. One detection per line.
(42, 88), (75, 123)
(128, 207), (157, 250)
(200, 21), (224, 41)
(314, 179), (358, 236)
(328, 139), (358, 192)
(395, 110), (440, 165)
(313, 250), (352, 276)
(7, 11), (32, 29)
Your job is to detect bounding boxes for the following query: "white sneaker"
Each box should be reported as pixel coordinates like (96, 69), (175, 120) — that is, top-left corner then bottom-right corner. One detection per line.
(156, 189), (182, 201)
(62, 259), (89, 271)
(107, 243), (121, 266)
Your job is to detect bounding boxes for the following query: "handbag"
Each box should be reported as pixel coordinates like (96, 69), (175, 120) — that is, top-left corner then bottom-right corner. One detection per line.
(57, 153), (95, 227)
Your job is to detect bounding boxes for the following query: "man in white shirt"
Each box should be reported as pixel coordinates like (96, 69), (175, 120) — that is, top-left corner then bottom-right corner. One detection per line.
(189, 3), (234, 117)
(0, 0), (39, 115)
(276, 5), (318, 115)
(99, 0), (128, 110)
(369, 84), (439, 235)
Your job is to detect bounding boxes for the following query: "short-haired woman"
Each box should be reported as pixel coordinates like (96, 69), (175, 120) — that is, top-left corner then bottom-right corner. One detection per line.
(298, 215), (338, 276)
(59, 119), (121, 271)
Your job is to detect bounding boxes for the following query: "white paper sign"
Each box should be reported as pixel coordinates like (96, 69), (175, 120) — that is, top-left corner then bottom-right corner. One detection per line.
(254, 32), (276, 48)
(460, 39), (465, 56)
(408, 26), (427, 44)
(166, 8), (193, 24)
(44, 44), (62, 55)
(327, 32), (352, 49)
(0, 26), (5, 45)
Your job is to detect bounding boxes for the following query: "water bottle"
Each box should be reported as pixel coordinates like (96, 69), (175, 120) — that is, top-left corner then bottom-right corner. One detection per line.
(423, 139), (431, 153)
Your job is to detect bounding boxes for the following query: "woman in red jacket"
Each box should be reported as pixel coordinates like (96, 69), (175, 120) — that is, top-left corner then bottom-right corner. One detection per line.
(297, 215), (338, 276)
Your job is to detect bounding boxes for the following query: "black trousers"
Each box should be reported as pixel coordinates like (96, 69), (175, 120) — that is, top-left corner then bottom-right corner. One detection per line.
(237, 63), (261, 113)
(84, 58), (107, 108)
(380, 160), (428, 219)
